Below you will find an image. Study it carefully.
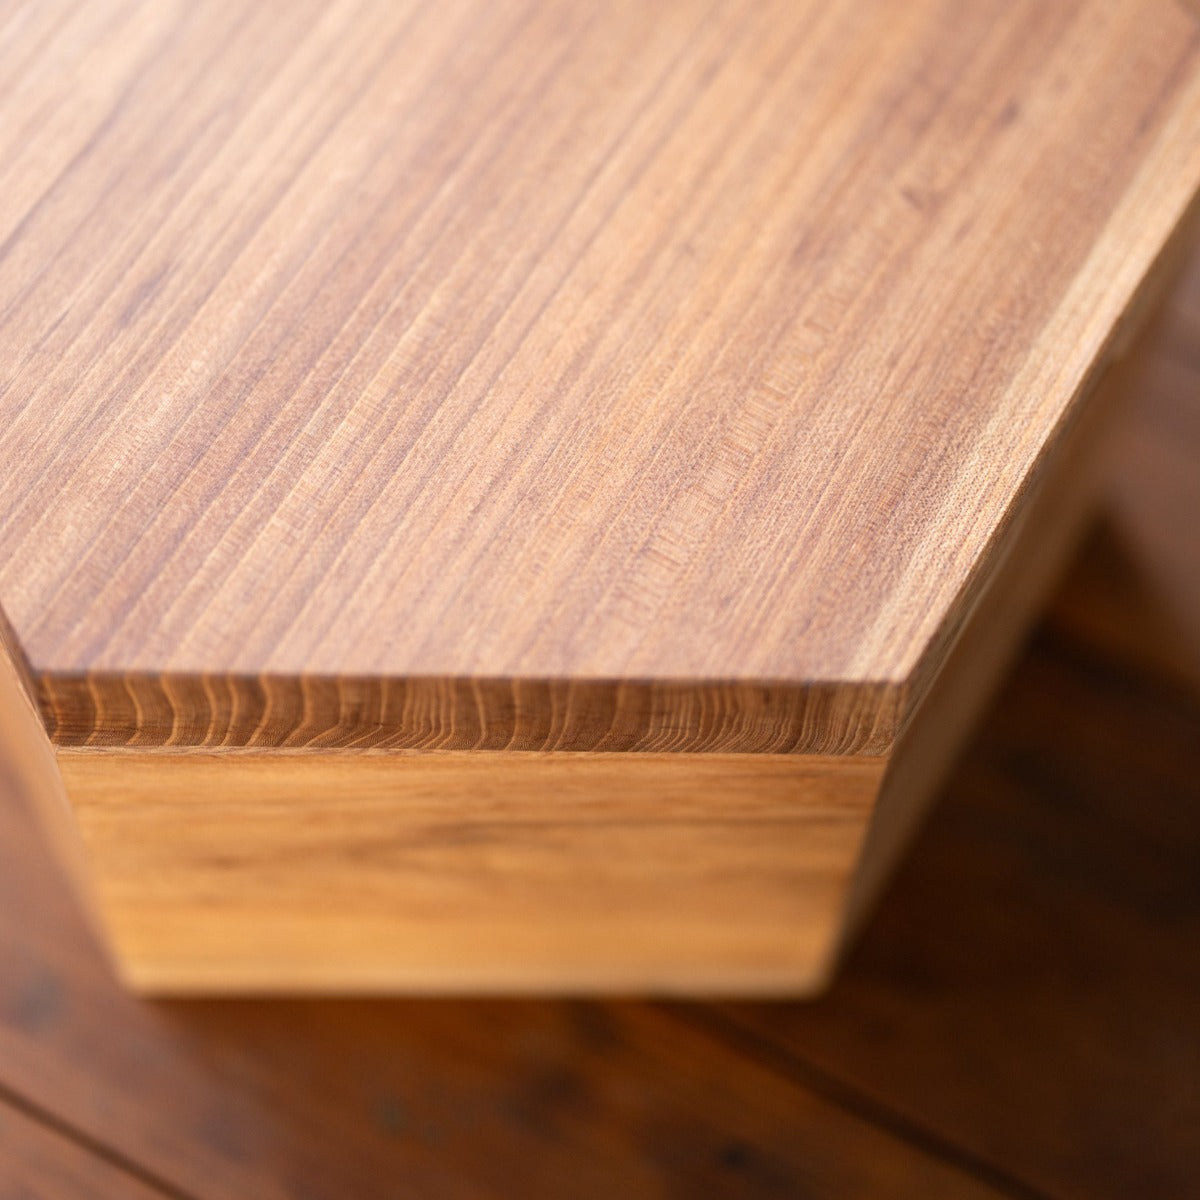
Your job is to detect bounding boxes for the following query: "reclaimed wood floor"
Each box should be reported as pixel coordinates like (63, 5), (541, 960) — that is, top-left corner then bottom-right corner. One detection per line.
(0, 255), (1197, 1200)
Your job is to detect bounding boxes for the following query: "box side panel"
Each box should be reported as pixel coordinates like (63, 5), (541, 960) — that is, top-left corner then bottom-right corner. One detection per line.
(0, 632), (110, 950)
(838, 256), (1184, 943)
(56, 751), (883, 995)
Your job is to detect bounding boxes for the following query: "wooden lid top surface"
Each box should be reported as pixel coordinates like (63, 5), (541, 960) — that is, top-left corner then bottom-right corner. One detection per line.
(1, 0), (1198, 750)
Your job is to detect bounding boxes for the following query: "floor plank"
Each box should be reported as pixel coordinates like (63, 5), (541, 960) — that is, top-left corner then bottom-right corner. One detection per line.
(1083, 241), (1200, 685)
(0, 1097), (170, 1200)
(718, 580), (1200, 1198)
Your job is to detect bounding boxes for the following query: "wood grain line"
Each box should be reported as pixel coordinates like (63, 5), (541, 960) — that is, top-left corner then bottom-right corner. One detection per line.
(36, 673), (901, 755)
(2, 0), (1197, 704)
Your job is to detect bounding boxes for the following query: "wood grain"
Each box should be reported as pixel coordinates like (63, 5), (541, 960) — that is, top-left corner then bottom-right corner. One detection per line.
(837, 192), (1200, 938)
(36, 674), (899, 755)
(841, 340), (1117, 941)
(0, 0), (1197, 752)
(56, 750), (882, 993)
(0, 622), (107, 962)
(2, 0), (1200, 993)
(0, 239), (1198, 1192)
(36, 241), (1193, 993)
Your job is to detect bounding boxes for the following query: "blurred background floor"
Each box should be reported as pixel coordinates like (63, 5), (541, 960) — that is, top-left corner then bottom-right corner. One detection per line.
(1, 254), (1197, 1200)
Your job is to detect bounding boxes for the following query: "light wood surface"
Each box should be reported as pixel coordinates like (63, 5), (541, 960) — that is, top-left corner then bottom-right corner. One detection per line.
(1, 0), (1199, 991)
(843, 345), (1116, 940)
(0, 0), (1197, 745)
(57, 750), (881, 992)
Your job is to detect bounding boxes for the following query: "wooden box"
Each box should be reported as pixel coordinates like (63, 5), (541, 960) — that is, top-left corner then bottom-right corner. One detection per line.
(1, 0), (1198, 992)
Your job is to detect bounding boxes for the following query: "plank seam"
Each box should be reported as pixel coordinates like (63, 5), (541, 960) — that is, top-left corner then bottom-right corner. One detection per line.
(661, 1005), (1061, 1200)
(0, 1076), (201, 1200)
